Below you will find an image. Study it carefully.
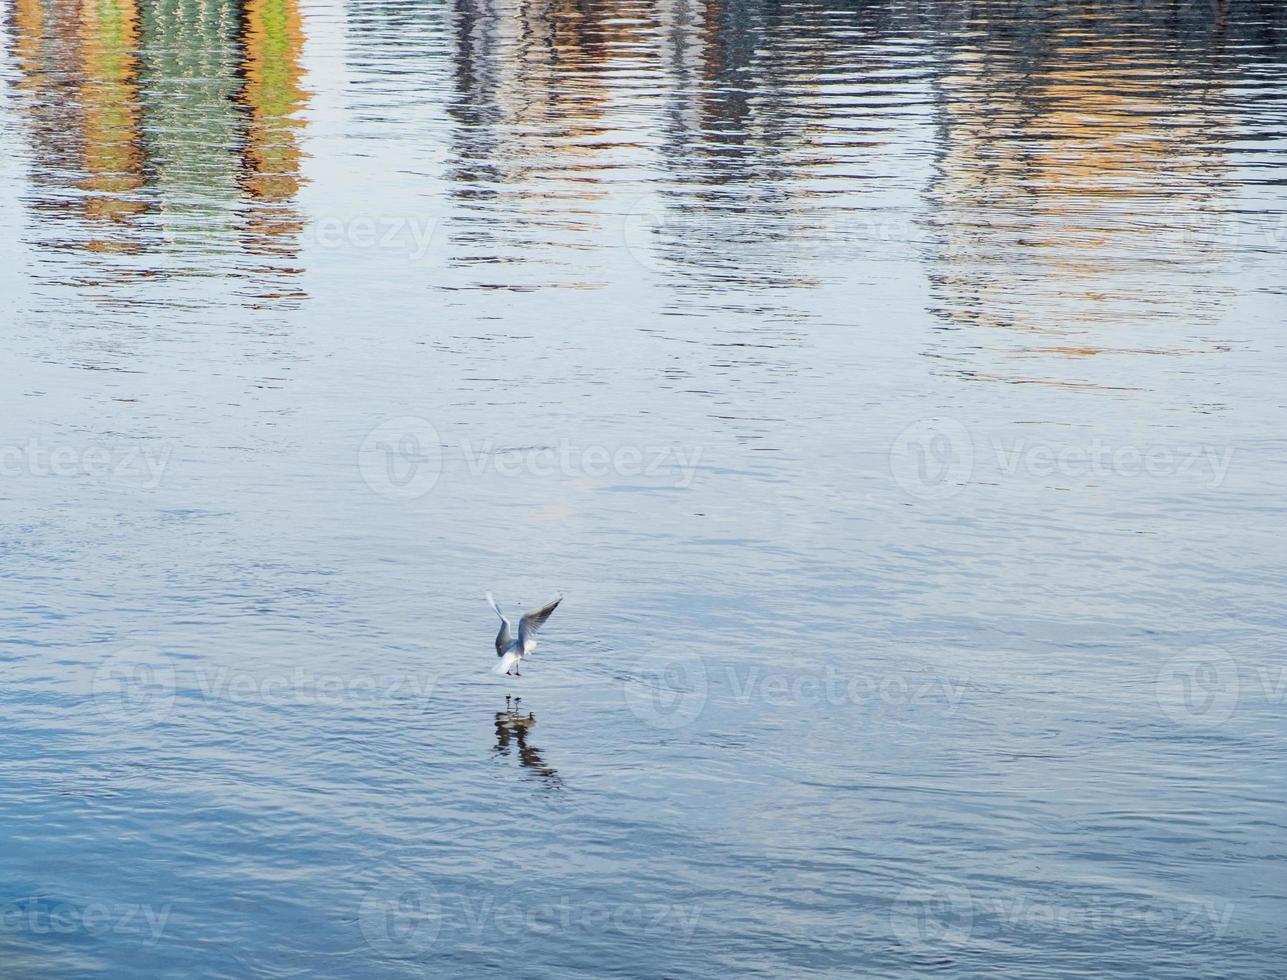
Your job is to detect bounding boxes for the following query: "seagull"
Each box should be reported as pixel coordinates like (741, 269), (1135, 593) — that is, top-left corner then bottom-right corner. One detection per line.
(487, 592), (563, 676)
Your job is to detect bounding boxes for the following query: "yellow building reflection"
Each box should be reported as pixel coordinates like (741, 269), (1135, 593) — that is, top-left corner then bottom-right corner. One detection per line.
(926, 32), (1233, 383)
(7, 0), (309, 279)
(79, 0), (147, 247)
(11, 0), (45, 87)
(238, 0), (309, 260)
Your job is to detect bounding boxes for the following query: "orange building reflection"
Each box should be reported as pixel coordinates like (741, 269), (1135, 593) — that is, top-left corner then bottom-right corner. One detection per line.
(238, 0), (309, 261)
(11, 0), (46, 91)
(6, 0), (310, 283)
(78, 0), (147, 243)
(924, 28), (1234, 384)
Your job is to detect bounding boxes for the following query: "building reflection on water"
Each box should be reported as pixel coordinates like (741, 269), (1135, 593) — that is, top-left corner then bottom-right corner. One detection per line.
(7, 0), (1285, 334)
(442, 0), (647, 286)
(438, 0), (870, 293)
(922, 14), (1239, 386)
(6, 0), (309, 295)
(78, 0), (146, 241)
(138, 0), (242, 253)
(238, 0), (308, 272)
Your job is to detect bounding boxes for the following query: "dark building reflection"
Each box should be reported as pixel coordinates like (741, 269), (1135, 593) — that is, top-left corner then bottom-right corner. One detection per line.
(10, 0), (92, 254)
(442, 0), (653, 285)
(646, 0), (844, 291)
(438, 0), (898, 293)
(5, 0), (309, 297)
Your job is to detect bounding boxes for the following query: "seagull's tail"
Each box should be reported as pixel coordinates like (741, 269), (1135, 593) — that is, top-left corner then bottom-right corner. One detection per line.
(493, 651), (521, 675)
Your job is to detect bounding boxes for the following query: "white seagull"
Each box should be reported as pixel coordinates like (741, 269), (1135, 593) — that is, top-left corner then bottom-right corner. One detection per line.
(486, 592), (563, 676)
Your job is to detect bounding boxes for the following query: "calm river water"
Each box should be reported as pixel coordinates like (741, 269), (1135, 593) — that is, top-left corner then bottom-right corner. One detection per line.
(2, 0), (1286, 977)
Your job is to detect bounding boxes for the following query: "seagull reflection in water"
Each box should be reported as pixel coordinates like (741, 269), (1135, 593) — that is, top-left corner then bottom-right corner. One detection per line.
(494, 696), (560, 785)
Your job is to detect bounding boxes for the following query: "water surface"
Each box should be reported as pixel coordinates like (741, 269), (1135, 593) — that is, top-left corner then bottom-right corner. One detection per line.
(2, 1), (1286, 977)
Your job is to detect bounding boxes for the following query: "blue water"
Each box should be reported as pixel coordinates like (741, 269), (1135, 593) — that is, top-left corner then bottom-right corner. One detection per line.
(2, 0), (1286, 976)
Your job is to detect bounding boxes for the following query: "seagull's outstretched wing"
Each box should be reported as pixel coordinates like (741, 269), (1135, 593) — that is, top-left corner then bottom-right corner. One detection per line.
(518, 595), (562, 655)
(486, 592), (512, 657)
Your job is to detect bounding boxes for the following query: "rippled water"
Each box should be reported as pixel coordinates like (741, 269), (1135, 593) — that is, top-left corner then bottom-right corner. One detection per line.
(2, 0), (1286, 976)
